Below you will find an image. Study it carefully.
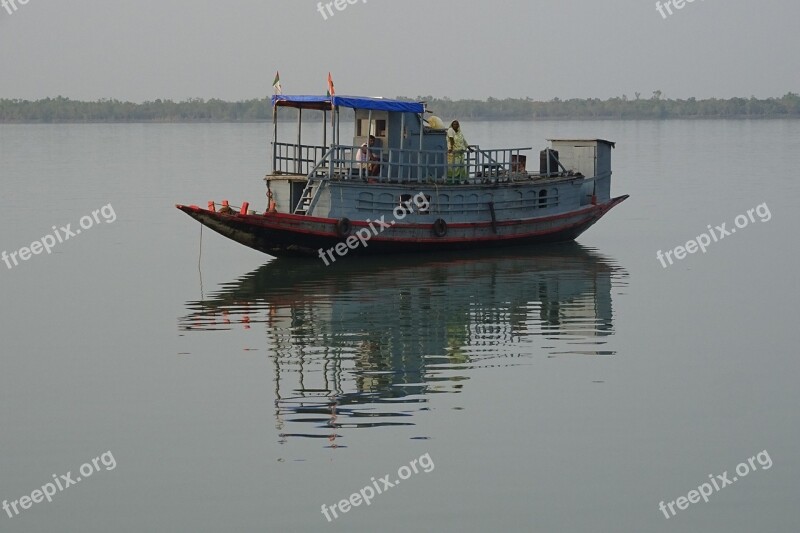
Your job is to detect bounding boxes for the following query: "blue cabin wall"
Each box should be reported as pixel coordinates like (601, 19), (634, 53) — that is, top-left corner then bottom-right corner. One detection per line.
(320, 180), (585, 224)
(380, 112), (448, 180)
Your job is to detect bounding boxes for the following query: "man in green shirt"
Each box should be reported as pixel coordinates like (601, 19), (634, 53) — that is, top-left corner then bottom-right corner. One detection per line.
(447, 120), (470, 183)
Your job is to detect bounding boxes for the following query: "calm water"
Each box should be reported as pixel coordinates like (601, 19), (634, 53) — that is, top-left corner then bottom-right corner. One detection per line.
(1, 120), (799, 532)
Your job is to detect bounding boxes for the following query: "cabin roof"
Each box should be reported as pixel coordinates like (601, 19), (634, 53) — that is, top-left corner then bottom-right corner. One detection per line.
(333, 96), (424, 113)
(272, 95), (331, 111)
(272, 95), (424, 113)
(548, 138), (616, 148)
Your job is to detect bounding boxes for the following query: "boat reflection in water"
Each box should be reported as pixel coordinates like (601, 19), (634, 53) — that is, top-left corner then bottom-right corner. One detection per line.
(179, 243), (627, 446)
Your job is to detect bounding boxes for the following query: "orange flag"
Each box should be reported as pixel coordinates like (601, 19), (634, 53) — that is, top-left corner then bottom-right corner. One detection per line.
(327, 72), (336, 127)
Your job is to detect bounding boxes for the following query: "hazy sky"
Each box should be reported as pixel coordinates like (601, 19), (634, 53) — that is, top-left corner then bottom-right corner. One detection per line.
(1, 0), (798, 102)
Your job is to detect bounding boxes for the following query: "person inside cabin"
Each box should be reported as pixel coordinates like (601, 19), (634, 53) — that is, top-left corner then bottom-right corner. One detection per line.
(356, 135), (380, 177)
(447, 120), (471, 182)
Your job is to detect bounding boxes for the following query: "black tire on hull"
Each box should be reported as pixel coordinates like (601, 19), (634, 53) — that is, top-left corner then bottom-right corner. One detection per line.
(432, 218), (448, 237)
(336, 218), (352, 237)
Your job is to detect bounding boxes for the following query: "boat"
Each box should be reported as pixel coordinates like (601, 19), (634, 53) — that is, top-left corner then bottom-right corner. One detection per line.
(176, 94), (628, 259)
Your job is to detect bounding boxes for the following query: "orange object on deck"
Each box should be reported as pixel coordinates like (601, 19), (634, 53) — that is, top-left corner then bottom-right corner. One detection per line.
(240, 202), (250, 215)
(208, 201), (216, 212)
(218, 199), (234, 215)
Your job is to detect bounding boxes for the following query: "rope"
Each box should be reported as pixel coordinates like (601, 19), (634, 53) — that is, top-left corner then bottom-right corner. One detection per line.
(198, 225), (204, 299)
(208, 202), (245, 211)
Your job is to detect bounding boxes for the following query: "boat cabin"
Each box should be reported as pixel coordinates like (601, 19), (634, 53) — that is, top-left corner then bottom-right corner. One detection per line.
(264, 95), (615, 219)
(268, 95), (532, 184)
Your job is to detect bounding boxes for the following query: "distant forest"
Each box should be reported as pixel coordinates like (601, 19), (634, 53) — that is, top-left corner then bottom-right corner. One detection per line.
(1, 92), (799, 122)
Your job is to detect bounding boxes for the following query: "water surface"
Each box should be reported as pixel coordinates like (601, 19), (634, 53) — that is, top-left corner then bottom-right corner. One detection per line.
(1, 120), (798, 532)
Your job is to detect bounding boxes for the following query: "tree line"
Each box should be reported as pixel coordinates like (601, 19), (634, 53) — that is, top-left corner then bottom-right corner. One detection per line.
(1, 92), (798, 122)
(414, 92), (800, 120)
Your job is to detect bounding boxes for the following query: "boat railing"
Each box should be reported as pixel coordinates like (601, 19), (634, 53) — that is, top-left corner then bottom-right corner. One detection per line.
(320, 145), (534, 184)
(272, 142), (328, 175)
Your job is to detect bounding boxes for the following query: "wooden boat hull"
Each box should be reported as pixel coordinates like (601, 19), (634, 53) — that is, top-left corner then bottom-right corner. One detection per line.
(176, 195), (628, 258)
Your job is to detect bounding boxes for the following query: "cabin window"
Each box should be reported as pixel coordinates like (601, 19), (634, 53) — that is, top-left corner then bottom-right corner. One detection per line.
(357, 192), (374, 211)
(452, 194), (464, 214)
(357, 117), (388, 138)
(468, 193), (479, 213)
(399, 194), (413, 211)
(527, 190), (538, 208)
(378, 192), (394, 209)
(397, 193), (429, 215)
(417, 195), (431, 214)
(550, 188), (559, 207)
(539, 189), (548, 207)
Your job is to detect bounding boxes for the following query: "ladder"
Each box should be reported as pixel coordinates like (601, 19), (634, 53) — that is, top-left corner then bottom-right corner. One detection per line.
(294, 147), (333, 215)
(293, 180), (318, 215)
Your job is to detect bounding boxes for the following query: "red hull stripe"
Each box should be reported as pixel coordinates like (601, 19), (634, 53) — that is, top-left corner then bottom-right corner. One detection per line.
(176, 196), (627, 244)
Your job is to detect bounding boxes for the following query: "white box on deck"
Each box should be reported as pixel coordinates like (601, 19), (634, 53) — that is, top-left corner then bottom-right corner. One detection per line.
(549, 139), (615, 178)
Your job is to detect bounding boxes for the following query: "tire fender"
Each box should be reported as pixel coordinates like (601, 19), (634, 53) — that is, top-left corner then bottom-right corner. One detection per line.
(336, 217), (352, 237)
(432, 218), (448, 238)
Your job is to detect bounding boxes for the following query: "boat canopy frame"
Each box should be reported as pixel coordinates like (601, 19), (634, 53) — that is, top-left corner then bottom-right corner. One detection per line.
(270, 95), (426, 175)
(271, 95), (424, 113)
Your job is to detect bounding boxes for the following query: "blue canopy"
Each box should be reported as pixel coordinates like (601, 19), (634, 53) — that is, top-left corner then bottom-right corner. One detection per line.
(271, 94), (423, 113)
(332, 96), (424, 113)
(271, 95), (331, 110)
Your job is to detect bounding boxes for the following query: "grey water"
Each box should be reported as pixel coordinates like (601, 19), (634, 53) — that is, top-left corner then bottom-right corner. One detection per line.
(1, 120), (799, 532)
